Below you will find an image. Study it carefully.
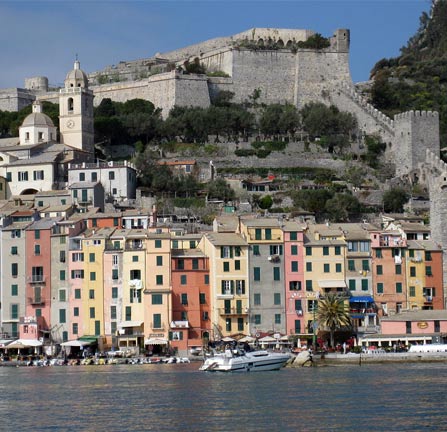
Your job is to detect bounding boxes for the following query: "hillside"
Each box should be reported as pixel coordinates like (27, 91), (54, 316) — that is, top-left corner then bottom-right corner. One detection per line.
(369, 0), (447, 148)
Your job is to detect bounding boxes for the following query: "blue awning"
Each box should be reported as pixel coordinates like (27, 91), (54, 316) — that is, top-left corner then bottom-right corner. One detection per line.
(349, 296), (374, 303)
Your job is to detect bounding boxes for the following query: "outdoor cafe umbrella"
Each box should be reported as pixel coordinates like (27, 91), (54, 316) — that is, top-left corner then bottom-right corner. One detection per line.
(239, 336), (255, 343)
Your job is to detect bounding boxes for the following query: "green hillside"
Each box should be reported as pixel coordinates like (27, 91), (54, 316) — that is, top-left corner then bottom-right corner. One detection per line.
(370, 0), (447, 149)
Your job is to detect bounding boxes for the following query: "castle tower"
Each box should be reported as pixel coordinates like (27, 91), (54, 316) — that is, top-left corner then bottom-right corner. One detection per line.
(334, 29), (350, 53)
(59, 60), (94, 156)
(393, 111), (440, 177)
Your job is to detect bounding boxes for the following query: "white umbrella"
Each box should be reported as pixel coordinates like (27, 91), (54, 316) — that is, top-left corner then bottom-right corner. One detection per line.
(4, 339), (42, 349)
(60, 340), (91, 347)
(239, 336), (255, 343)
(221, 337), (235, 342)
(258, 336), (276, 343)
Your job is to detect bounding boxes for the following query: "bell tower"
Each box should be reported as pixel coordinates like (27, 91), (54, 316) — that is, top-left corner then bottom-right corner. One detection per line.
(59, 59), (94, 156)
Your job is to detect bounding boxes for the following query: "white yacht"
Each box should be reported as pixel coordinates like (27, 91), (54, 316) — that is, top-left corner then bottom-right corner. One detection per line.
(199, 349), (291, 372)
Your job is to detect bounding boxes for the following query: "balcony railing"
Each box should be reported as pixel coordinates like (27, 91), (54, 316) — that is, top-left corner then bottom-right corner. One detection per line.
(27, 276), (46, 284)
(150, 324), (165, 331)
(28, 297), (45, 306)
(218, 307), (248, 316)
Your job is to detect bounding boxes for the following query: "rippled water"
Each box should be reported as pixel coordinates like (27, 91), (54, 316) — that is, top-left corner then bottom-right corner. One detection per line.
(0, 362), (446, 431)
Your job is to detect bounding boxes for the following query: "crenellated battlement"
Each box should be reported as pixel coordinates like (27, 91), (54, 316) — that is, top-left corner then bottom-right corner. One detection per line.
(394, 110), (439, 120)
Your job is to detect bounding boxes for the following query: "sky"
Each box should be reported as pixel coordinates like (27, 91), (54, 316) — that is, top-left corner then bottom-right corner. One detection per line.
(0, 0), (432, 89)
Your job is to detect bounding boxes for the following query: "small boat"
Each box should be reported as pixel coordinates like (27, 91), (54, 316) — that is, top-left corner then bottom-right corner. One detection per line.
(199, 348), (291, 372)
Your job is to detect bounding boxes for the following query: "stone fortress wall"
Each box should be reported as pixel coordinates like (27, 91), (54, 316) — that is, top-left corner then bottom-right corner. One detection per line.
(0, 27), (441, 181)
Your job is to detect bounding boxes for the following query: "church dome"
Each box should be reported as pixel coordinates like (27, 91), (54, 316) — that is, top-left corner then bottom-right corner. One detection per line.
(22, 112), (54, 127)
(65, 60), (89, 88)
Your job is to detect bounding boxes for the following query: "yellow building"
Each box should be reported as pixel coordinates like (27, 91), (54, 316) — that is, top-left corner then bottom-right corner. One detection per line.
(199, 232), (249, 339)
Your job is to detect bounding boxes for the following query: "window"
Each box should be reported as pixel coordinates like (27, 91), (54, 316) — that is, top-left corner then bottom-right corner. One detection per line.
(75, 289), (81, 299)
(305, 280), (313, 291)
(125, 306), (132, 321)
(60, 251), (66, 263)
(254, 315), (261, 325)
(89, 307), (95, 319)
(33, 170), (44, 180)
(79, 173), (85, 181)
(306, 262), (312, 272)
(410, 267), (416, 277)
(426, 266), (432, 276)
(221, 280), (233, 295)
(109, 171), (115, 180)
(409, 286), (415, 297)
(130, 288), (141, 303)
(6, 172), (11, 182)
(59, 309), (66, 324)
(236, 280), (245, 294)
(254, 293), (261, 305)
(323, 246), (329, 256)
(89, 289), (95, 299)
(275, 314), (281, 324)
(71, 270), (84, 279)
(192, 259), (199, 270)
(34, 244), (40, 255)
(269, 245), (283, 255)
(34, 230), (40, 240)
(234, 260), (240, 271)
(377, 265), (383, 275)
(336, 263), (342, 273)
(361, 279), (368, 291)
(153, 314), (161, 329)
(347, 260), (355, 271)
(290, 231), (298, 241)
(294, 320), (301, 334)
(274, 293), (281, 305)
(376, 249), (382, 258)
(181, 293), (188, 305)
(396, 282), (402, 293)
(334, 246), (341, 255)
(89, 253), (95, 262)
(254, 267), (260, 281)
(324, 264), (330, 273)
(362, 260), (369, 271)
(291, 261), (298, 272)
(155, 240), (162, 249)
(110, 306), (117, 320)
(395, 264), (402, 275)
(59, 289), (66, 302)
(73, 323), (78, 335)
(152, 294), (163, 305)
(156, 256), (163, 266)
(349, 279), (356, 291)
(255, 229), (262, 240)
(177, 259), (185, 270)
(180, 275), (187, 285)
(265, 229), (272, 240)
(156, 275), (163, 285)
(289, 281), (301, 291)
(425, 251), (432, 261)
(91, 172), (97, 182)
(132, 255), (138, 262)
(18, 171), (28, 181)
(74, 307), (79, 317)
(204, 274), (209, 285)
(199, 293), (206, 304)
(223, 262), (230, 272)
(273, 267), (280, 281)
(11, 304), (19, 319)
(11, 284), (18, 296)
(112, 269), (119, 280)
(190, 240), (196, 249)
(72, 252), (84, 262)
(172, 240), (178, 249)
(11, 263), (18, 277)
(305, 247), (312, 256)
(112, 287), (118, 299)
(291, 245), (298, 255)
(90, 272), (96, 281)
(406, 321), (412, 334)
(253, 245), (260, 256)
(221, 246), (232, 259)
(11, 246), (18, 255)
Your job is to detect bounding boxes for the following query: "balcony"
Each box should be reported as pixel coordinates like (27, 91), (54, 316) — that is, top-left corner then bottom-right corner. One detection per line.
(28, 297), (45, 306)
(219, 307), (248, 316)
(217, 291), (234, 299)
(267, 255), (280, 263)
(149, 324), (165, 331)
(27, 275), (46, 284)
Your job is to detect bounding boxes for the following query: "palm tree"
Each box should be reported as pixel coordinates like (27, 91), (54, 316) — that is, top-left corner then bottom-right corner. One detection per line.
(316, 293), (351, 348)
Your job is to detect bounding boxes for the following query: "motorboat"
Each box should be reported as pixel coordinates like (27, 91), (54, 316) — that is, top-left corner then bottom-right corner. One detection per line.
(199, 348), (291, 372)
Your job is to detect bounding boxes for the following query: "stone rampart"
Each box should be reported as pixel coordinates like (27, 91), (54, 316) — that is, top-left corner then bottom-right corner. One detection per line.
(0, 88), (35, 111)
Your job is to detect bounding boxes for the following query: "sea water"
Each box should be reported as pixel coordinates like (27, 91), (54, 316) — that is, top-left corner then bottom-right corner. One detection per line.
(0, 362), (446, 431)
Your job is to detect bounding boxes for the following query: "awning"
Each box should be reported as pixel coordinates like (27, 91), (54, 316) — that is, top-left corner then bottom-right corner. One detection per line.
(78, 336), (98, 343)
(318, 280), (347, 288)
(258, 336), (277, 343)
(350, 296), (374, 303)
(144, 337), (168, 345)
(3, 339), (42, 349)
(119, 321), (143, 328)
(60, 340), (91, 347)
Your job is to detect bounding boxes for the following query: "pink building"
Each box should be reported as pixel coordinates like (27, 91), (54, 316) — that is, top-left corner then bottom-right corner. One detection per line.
(283, 222), (305, 336)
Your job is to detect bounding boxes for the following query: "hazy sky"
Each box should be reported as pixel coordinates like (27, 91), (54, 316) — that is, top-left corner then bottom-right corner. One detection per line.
(0, 0), (431, 88)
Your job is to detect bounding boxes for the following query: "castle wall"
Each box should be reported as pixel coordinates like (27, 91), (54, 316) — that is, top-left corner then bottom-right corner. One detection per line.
(394, 111), (440, 177)
(0, 88), (35, 111)
(425, 150), (447, 307)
